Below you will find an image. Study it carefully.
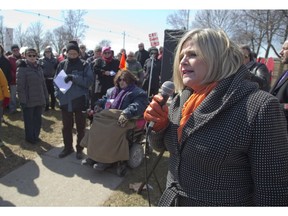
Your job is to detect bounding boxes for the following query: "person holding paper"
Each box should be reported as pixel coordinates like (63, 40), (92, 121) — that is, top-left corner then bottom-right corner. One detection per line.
(54, 40), (93, 160)
(16, 48), (48, 144)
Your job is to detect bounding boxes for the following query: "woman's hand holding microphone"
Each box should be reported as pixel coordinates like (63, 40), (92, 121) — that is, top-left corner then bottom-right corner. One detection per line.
(144, 94), (169, 132)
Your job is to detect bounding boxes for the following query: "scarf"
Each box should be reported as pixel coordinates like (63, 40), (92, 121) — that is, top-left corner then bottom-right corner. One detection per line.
(102, 55), (113, 64)
(110, 84), (136, 109)
(177, 82), (218, 142)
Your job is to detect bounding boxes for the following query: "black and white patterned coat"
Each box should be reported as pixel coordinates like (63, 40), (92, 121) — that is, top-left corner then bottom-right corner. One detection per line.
(149, 65), (288, 206)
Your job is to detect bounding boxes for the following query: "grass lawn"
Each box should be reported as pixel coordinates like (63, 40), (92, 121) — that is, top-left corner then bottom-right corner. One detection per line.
(1, 107), (168, 206)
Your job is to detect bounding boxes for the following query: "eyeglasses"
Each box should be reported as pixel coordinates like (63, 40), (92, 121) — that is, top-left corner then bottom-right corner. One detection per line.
(103, 52), (111, 55)
(28, 54), (37, 58)
(118, 78), (126, 82)
(150, 52), (157, 55)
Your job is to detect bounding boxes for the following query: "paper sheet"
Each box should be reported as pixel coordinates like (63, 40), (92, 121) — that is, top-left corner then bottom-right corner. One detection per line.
(54, 69), (72, 94)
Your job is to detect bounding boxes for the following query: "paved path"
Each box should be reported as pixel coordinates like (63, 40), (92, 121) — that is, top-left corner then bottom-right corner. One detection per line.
(0, 147), (124, 206)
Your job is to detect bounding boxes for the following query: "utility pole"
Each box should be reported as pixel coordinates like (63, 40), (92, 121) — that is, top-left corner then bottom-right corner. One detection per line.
(122, 31), (126, 49)
(186, 10), (190, 30)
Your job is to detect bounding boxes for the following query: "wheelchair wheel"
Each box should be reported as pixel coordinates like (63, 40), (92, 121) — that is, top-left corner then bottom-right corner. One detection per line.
(128, 143), (144, 168)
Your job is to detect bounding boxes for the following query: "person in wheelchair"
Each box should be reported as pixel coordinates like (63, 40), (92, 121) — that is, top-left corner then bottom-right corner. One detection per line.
(80, 69), (149, 171)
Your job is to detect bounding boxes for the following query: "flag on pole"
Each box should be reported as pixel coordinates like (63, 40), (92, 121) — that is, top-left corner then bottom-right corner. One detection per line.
(119, 52), (126, 70)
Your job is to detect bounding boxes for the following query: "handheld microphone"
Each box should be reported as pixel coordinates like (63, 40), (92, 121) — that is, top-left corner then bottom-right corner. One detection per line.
(148, 81), (175, 130)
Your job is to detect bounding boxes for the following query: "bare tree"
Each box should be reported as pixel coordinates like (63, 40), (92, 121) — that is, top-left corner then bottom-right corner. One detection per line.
(166, 10), (191, 30)
(62, 10), (88, 41)
(26, 21), (45, 53)
(0, 16), (4, 45)
(47, 26), (71, 54)
(99, 39), (111, 47)
(13, 24), (28, 47)
(168, 9), (288, 58)
(192, 10), (240, 36)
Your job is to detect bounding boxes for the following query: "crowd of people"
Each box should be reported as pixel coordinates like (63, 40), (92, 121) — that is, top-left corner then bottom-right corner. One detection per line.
(1, 27), (288, 206)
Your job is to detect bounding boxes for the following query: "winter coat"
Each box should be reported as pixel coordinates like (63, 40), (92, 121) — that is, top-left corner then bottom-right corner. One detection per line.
(126, 59), (144, 85)
(54, 58), (93, 112)
(142, 57), (161, 91)
(270, 70), (288, 127)
(7, 54), (22, 85)
(39, 56), (58, 79)
(16, 60), (48, 107)
(246, 61), (271, 92)
(148, 65), (288, 206)
(106, 85), (149, 119)
(0, 55), (11, 85)
(93, 58), (120, 97)
(0, 68), (10, 100)
(135, 49), (149, 67)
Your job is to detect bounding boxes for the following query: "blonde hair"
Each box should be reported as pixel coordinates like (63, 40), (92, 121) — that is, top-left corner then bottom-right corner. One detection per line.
(173, 28), (244, 93)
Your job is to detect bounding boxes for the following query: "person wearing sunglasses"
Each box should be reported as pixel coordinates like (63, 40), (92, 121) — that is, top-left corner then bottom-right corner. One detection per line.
(16, 48), (48, 144)
(81, 70), (149, 171)
(241, 45), (271, 92)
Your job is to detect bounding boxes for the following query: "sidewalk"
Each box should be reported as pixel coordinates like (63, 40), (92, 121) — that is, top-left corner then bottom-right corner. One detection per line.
(0, 146), (124, 206)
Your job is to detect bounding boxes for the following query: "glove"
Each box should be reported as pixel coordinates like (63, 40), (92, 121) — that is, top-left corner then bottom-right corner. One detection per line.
(117, 113), (129, 128)
(20, 103), (26, 109)
(2, 97), (10, 108)
(64, 74), (74, 83)
(144, 94), (169, 132)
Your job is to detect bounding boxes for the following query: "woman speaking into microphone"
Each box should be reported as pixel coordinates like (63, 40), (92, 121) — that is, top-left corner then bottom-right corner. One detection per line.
(144, 28), (288, 206)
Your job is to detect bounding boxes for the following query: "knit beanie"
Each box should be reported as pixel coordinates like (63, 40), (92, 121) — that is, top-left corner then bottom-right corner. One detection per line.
(11, 44), (19, 50)
(102, 46), (111, 53)
(25, 48), (37, 54)
(66, 40), (80, 53)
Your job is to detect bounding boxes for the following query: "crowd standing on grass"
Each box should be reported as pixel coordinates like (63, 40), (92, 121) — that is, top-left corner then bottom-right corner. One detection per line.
(1, 29), (288, 207)
(144, 28), (288, 206)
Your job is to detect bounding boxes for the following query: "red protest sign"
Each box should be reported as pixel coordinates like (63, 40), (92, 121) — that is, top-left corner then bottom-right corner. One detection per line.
(149, 32), (159, 47)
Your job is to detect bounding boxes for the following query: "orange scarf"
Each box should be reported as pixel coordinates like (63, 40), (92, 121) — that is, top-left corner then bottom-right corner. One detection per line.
(177, 82), (218, 142)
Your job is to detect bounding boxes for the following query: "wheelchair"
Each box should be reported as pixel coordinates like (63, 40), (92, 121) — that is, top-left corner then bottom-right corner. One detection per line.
(83, 113), (147, 177)
(114, 118), (146, 177)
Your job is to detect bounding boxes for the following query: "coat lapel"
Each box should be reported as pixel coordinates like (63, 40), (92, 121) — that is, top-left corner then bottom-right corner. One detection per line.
(179, 65), (257, 146)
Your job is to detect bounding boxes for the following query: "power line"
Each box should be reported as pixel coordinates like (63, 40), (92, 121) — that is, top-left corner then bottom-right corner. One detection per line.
(12, 9), (146, 42)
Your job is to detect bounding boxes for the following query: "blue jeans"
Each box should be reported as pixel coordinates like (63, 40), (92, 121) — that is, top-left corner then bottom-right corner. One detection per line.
(8, 85), (17, 113)
(22, 105), (43, 142)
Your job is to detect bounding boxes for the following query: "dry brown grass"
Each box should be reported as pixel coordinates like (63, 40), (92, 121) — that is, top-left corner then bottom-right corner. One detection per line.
(0, 107), (168, 206)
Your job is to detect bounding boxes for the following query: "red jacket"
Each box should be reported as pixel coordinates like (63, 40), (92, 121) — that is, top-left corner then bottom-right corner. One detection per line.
(7, 54), (22, 85)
